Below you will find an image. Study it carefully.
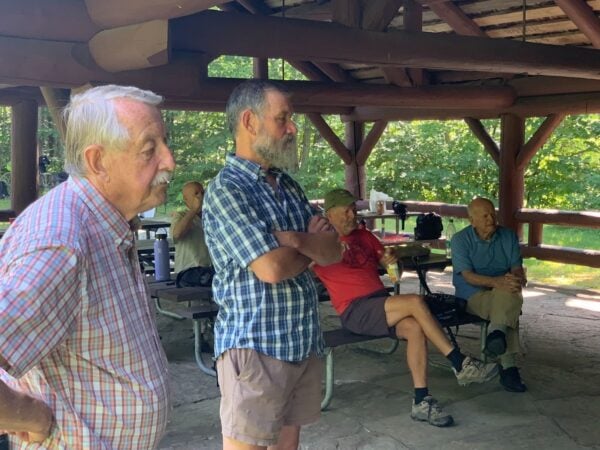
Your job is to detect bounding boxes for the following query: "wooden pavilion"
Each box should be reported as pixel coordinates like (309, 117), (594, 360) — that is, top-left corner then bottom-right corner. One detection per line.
(0, 0), (598, 267)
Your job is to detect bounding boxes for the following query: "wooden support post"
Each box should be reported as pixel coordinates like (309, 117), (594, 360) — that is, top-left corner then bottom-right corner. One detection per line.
(11, 100), (39, 214)
(499, 113), (525, 237)
(344, 121), (365, 199)
(253, 58), (268, 79)
(528, 222), (543, 247)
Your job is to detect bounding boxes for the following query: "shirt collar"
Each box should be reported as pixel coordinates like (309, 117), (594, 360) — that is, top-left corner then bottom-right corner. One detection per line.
(68, 176), (133, 246)
(225, 153), (283, 181)
(468, 225), (498, 244)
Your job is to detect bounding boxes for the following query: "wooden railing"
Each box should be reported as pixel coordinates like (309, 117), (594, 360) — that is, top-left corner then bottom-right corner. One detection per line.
(353, 200), (600, 268)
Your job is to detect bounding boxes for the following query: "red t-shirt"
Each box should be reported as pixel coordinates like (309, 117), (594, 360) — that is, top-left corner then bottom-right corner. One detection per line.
(313, 229), (385, 315)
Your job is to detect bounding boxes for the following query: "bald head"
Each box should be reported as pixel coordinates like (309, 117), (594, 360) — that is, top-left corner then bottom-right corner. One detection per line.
(182, 181), (204, 211)
(468, 197), (497, 240)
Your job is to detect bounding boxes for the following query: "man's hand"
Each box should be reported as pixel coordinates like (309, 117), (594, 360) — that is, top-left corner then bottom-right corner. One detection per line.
(0, 381), (54, 443)
(493, 273), (523, 293)
(307, 215), (333, 233)
(378, 247), (397, 267)
(189, 192), (203, 214)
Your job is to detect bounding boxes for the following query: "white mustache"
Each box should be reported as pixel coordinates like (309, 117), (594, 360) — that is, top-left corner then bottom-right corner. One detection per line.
(151, 171), (172, 187)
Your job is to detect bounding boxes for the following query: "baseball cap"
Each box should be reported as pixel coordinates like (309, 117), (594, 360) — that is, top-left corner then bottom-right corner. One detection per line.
(324, 188), (356, 211)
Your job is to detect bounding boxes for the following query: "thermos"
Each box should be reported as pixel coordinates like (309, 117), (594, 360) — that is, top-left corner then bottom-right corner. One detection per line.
(154, 231), (170, 281)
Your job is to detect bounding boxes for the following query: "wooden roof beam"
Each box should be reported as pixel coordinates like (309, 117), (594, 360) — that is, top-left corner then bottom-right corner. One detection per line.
(347, 91), (600, 121)
(356, 121), (388, 166)
(464, 117), (500, 165)
(555, 0), (600, 48)
(88, 20), (170, 72)
(184, 78), (515, 109)
(517, 113), (566, 170)
(84, 0), (230, 28)
(171, 10), (600, 80)
(306, 113), (352, 164)
(0, 0), (98, 42)
(423, 0), (486, 37)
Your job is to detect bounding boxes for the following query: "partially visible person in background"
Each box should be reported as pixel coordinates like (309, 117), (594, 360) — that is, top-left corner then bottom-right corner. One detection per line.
(171, 181), (212, 274)
(0, 84), (175, 448)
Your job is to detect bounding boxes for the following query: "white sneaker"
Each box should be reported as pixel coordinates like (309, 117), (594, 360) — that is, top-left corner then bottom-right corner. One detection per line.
(454, 356), (499, 386)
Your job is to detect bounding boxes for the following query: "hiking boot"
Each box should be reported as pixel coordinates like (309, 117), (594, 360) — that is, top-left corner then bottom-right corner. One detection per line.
(454, 356), (499, 386)
(499, 367), (527, 393)
(484, 330), (507, 359)
(411, 396), (454, 427)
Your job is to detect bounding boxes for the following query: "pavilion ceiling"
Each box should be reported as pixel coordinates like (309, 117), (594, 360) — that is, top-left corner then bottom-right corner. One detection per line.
(1, 0), (600, 120)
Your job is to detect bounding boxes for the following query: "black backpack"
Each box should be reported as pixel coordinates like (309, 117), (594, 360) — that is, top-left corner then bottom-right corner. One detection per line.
(176, 266), (215, 288)
(414, 212), (443, 240)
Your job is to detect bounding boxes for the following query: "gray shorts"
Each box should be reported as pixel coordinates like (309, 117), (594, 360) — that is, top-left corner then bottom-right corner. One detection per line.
(216, 348), (323, 446)
(340, 289), (395, 338)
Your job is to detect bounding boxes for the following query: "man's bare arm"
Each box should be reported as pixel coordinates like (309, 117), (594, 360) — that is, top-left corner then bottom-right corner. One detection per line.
(275, 231), (342, 266)
(0, 355), (53, 443)
(249, 246), (312, 283)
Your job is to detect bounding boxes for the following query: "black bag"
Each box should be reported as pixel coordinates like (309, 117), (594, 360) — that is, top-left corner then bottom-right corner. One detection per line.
(414, 257), (466, 323)
(424, 293), (467, 323)
(176, 266), (215, 288)
(414, 212), (443, 240)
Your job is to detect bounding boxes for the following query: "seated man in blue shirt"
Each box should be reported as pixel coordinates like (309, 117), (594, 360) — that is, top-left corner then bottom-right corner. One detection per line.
(451, 197), (527, 392)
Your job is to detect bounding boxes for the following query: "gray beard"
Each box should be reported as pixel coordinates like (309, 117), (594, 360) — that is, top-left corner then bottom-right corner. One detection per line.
(253, 131), (299, 173)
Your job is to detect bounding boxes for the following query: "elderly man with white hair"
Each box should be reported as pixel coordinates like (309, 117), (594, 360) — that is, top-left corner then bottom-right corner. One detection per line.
(0, 85), (175, 448)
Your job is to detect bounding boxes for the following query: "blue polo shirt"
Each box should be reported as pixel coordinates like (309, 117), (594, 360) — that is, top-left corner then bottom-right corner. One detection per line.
(451, 225), (522, 300)
(203, 154), (323, 362)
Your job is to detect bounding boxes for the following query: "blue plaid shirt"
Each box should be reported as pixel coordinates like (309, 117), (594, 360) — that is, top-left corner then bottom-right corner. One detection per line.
(203, 154), (323, 362)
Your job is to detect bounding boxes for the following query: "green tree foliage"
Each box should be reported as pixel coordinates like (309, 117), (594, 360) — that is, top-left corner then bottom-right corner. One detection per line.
(0, 56), (597, 213)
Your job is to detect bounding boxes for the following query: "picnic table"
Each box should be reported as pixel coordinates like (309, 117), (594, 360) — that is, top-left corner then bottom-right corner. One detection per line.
(137, 218), (170, 239)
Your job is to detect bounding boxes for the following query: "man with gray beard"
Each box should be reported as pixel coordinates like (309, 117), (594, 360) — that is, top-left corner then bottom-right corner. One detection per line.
(203, 80), (342, 450)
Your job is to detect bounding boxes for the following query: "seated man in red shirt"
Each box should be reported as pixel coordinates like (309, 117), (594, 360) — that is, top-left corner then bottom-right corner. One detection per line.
(313, 189), (499, 427)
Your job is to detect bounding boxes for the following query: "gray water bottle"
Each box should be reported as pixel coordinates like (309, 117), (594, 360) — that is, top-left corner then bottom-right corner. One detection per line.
(154, 231), (170, 281)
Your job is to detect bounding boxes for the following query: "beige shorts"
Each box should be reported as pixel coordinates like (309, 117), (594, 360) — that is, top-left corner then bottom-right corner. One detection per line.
(216, 348), (323, 446)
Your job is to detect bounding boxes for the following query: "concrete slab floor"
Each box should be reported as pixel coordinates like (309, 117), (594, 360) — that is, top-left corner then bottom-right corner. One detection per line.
(157, 270), (600, 450)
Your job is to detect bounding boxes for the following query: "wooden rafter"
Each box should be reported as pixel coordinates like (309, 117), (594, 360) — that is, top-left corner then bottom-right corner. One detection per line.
(517, 113), (566, 170)
(356, 121), (388, 166)
(171, 11), (600, 80)
(306, 113), (352, 164)
(554, 0), (600, 48)
(347, 90), (600, 121)
(464, 117), (500, 166)
(424, 0), (486, 37)
(84, 0), (229, 28)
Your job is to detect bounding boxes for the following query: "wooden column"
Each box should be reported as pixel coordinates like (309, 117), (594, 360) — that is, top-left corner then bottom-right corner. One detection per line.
(344, 121), (365, 199)
(11, 100), (39, 214)
(499, 113), (525, 237)
(253, 58), (268, 79)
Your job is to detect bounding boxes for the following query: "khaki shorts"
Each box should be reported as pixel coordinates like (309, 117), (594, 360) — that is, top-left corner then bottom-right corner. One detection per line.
(217, 348), (323, 446)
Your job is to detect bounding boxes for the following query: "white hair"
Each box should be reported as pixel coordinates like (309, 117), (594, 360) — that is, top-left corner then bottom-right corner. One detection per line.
(63, 85), (163, 176)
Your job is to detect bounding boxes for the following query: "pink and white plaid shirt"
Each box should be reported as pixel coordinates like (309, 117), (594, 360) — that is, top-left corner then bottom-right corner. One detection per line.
(0, 177), (170, 449)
